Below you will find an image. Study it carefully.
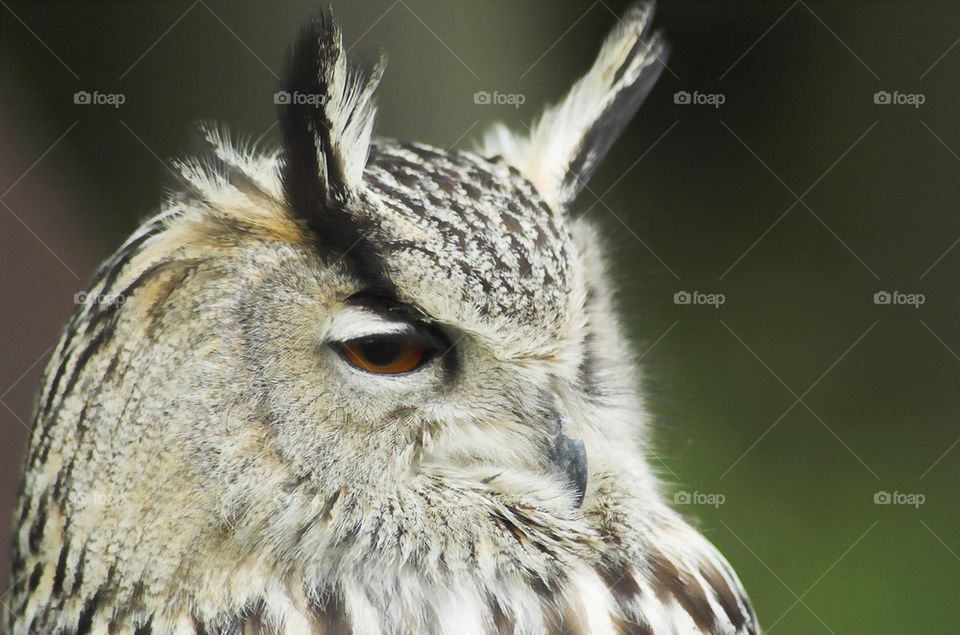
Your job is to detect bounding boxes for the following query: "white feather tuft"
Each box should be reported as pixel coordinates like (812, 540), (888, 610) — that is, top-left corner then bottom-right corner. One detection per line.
(321, 23), (385, 191)
(477, 1), (667, 211)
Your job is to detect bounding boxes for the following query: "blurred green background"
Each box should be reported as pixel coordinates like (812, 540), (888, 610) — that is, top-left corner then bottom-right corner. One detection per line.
(2, 1), (959, 632)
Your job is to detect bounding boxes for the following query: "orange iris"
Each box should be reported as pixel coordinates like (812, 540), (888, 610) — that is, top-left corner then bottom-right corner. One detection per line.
(339, 336), (428, 374)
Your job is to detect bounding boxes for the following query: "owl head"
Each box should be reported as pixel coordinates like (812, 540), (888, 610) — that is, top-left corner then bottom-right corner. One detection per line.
(5, 4), (756, 633)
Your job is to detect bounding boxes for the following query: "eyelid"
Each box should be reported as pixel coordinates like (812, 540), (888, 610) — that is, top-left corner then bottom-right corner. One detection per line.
(326, 307), (414, 342)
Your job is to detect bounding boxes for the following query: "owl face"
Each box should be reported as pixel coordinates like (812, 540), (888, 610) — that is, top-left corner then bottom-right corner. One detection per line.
(201, 140), (594, 533)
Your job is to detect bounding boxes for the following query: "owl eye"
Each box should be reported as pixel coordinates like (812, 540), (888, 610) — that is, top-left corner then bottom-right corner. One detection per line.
(336, 334), (433, 375)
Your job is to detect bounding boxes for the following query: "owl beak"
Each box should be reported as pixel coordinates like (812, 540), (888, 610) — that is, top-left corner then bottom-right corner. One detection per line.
(549, 417), (588, 508)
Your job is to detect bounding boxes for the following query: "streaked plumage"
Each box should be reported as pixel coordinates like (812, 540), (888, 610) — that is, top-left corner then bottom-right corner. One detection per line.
(8, 3), (759, 633)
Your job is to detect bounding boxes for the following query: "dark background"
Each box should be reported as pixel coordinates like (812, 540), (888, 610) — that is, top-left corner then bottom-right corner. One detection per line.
(3, 1), (960, 632)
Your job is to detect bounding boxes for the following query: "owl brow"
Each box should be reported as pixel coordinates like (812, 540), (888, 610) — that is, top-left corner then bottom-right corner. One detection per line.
(345, 290), (428, 327)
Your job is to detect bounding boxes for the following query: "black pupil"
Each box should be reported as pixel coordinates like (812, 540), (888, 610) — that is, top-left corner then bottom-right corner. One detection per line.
(358, 337), (404, 366)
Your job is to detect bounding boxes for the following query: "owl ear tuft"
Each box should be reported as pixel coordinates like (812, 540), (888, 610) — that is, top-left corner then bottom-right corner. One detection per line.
(278, 10), (394, 292)
(279, 10), (383, 203)
(477, 1), (668, 212)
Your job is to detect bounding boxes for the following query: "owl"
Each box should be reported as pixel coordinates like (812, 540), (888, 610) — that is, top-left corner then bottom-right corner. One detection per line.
(7, 3), (759, 634)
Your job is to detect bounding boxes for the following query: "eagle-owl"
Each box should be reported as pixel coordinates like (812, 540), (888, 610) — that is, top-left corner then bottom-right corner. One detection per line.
(7, 3), (759, 634)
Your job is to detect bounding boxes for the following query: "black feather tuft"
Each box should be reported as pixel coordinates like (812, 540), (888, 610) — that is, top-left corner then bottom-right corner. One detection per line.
(277, 11), (394, 294)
